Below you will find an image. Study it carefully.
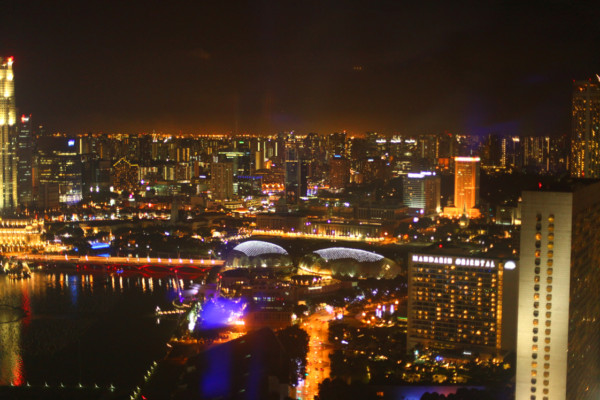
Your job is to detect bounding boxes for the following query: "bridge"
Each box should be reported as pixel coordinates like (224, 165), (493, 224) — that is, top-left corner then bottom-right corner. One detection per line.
(15, 254), (225, 270)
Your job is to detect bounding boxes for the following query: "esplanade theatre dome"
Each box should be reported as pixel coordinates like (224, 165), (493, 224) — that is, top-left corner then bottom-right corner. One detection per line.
(226, 240), (292, 269)
(299, 247), (400, 279)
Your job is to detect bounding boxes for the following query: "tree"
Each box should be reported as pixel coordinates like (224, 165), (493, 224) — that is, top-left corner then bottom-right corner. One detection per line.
(276, 325), (309, 385)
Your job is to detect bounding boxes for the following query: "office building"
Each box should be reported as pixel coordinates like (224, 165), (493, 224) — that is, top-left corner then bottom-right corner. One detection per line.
(36, 136), (83, 206)
(515, 182), (600, 400)
(403, 171), (441, 215)
(407, 250), (518, 356)
(570, 79), (600, 178)
(443, 157), (480, 218)
(0, 57), (17, 212)
(16, 114), (34, 207)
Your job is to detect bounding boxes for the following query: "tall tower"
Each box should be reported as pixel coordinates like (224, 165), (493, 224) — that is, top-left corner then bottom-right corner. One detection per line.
(570, 78), (600, 178)
(17, 114), (34, 207)
(516, 182), (600, 400)
(454, 157), (480, 215)
(0, 57), (17, 212)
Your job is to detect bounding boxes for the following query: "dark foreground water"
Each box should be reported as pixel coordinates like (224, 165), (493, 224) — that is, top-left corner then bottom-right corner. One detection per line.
(0, 271), (185, 392)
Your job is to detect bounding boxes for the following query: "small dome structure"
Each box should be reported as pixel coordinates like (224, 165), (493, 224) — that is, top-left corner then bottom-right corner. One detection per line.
(226, 240), (292, 270)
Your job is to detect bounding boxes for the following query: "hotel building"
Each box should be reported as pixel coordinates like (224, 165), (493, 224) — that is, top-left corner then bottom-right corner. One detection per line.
(516, 182), (600, 400)
(443, 157), (481, 218)
(407, 250), (518, 356)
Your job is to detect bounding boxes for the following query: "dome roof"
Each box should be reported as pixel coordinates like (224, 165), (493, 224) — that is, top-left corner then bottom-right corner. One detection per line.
(232, 240), (288, 257)
(314, 247), (384, 263)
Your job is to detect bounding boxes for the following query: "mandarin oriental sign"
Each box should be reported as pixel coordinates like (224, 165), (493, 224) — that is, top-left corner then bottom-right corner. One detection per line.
(411, 254), (496, 268)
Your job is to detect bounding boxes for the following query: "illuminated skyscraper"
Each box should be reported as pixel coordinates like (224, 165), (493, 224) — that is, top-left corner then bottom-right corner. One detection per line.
(516, 182), (600, 400)
(17, 114), (34, 207)
(443, 157), (480, 218)
(0, 57), (17, 211)
(570, 79), (600, 178)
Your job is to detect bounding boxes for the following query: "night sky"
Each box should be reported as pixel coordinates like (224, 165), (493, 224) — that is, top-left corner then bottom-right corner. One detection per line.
(3, 0), (600, 136)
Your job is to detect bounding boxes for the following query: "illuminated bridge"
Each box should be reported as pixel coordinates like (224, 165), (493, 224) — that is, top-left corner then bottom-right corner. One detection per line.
(15, 254), (225, 270)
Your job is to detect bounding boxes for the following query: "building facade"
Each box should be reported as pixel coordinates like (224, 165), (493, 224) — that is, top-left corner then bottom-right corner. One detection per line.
(210, 162), (234, 200)
(570, 79), (600, 178)
(407, 251), (518, 356)
(444, 157), (480, 218)
(403, 171), (441, 215)
(516, 183), (600, 400)
(0, 57), (17, 212)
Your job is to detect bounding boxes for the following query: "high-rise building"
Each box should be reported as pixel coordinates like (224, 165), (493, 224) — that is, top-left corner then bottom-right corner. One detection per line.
(443, 157), (480, 218)
(402, 171), (440, 215)
(570, 79), (600, 178)
(16, 114), (34, 207)
(407, 250), (518, 356)
(329, 156), (350, 190)
(36, 136), (83, 206)
(210, 162), (233, 200)
(516, 182), (600, 400)
(0, 57), (17, 212)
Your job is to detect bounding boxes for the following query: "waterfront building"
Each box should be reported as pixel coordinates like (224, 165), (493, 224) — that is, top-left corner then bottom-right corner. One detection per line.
(570, 78), (600, 178)
(0, 57), (17, 212)
(515, 181), (600, 400)
(407, 250), (518, 356)
(0, 218), (44, 250)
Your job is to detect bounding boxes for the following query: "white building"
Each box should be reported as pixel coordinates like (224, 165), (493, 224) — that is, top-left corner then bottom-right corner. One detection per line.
(516, 182), (600, 400)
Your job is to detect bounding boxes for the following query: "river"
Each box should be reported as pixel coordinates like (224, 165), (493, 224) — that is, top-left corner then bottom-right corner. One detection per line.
(0, 270), (188, 393)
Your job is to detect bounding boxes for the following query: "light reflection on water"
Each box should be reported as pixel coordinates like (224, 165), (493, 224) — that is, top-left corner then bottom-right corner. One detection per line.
(0, 271), (193, 388)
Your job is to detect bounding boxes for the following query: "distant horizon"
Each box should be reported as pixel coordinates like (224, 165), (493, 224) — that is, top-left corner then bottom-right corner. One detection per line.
(3, 1), (599, 137)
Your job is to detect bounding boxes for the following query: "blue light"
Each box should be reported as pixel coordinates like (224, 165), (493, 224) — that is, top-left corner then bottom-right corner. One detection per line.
(68, 139), (75, 147)
(90, 242), (110, 250)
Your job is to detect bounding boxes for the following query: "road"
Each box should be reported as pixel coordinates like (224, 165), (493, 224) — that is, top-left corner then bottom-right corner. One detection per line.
(296, 308), (336, 400)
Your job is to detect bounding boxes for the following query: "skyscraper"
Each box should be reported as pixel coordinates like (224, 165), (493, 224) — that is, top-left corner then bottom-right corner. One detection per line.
(443, 157), (480, 218)
(0, 57), (17, 212)
(17, 114), (34, 207)
(570, 79), (600, 178)
(516, 181), (600, 400)
(210, 162), (233, 200)
(403, 171), (441, 215)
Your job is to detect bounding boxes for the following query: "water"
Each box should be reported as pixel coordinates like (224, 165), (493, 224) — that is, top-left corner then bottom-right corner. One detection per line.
(0, 271), (186, 391)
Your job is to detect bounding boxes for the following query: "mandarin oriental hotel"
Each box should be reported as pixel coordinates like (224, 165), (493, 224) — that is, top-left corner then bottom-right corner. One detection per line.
(407, 252), (518, 357)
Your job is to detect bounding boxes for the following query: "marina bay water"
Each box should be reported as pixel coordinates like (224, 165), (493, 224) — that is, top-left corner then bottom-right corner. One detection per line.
(0, 270), (185, 391)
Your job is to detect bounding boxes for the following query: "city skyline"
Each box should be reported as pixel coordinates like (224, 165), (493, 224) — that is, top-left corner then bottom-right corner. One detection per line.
(2, 1), (600, 135)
